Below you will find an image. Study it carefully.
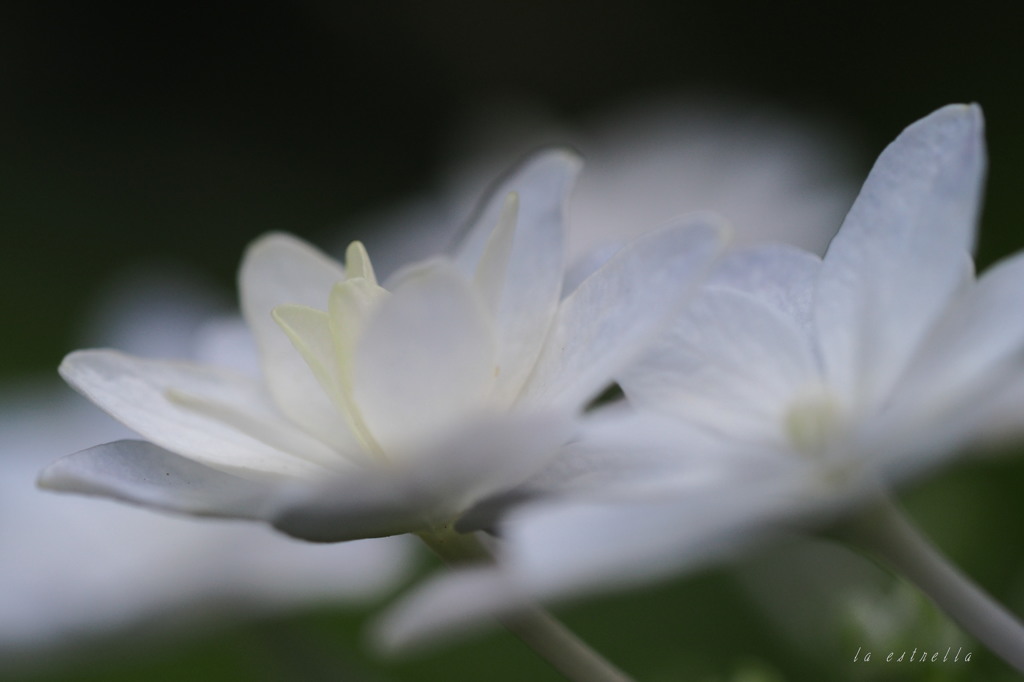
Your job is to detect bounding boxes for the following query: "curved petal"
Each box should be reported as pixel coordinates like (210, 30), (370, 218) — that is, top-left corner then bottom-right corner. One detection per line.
(815, 104), (986, 406)
(269, 412), (572, 542)
(621, 285), (819, 439)
(374, 567), (521, 652)
(894, 250), (1024, 417)
(60, 350), (337, 478)
(520, 215), (728, 411)
(378, 473), (810, 651)
(452, 149), (582, 403)
(38, 440), (274, 519)
(868, 253), (1024, 480)
(710, 244), (821, 338)
(351, 261), (497, 458)
(455, 405), (774, 533)
(239, 233), (361, 452)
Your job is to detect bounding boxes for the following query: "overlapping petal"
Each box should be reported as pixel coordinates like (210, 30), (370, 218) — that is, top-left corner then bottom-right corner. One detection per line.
(815, 104), (986, 406)
(451, 150), (582, 403)
(521, 215), (728, 411)
(38, 440), (274, 519)
(268, 412), (572, 542)
(352, 261), (498, 458)
(59, 350), (337, 477)
(622, 285), (818, 439)
(239, 233), (363, 452)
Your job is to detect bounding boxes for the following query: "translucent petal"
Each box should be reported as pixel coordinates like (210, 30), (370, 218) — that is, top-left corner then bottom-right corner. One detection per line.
(710, 244), (821, 337)
(473, 191), (518, 316)
(239, 233), (360, 451)
(271, 304), (377, 464)
(815, 104), (986, 406)
(38, 440), (274, 519)
(453, 149), (582, 403)
(344, 241), (378, 285)
(895, 250), (1024, 416)
(521, 215), (727, 411)
(378, 471), (811, 650)
(269, 412), (570, 542)
(351, 261), (497, 457)
(621, 286), (818, 439)
(60, 350), (333, 478)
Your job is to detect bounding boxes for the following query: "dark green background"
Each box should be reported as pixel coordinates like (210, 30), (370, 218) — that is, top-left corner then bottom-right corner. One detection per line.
(2, 2), (1023, 680)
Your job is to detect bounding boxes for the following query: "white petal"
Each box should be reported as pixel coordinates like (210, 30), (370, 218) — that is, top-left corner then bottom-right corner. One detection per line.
(453, 149), (582, 403)
(894, 250), (1024, 418)
(351, 261), (497, 457)
(239, 233), (359, 451)
(60, 350), (335, 478)
(621, 285), (818, 439)
(866, 253), (1024, 479)
(968, 368), (1024, 446)
(709, 244), (821, 336)
(38, 440), (273, 519)
(374, 567), (520, 652)
(521, 215), (727, 411)
(344, 241), (378, 285)
(503, 477), (808, 602)
(456, 405), (777, 532)
(815, 104), (986, 405)
(271, 304), (376, 464)
(472, 191), (519, 315)
(269, 412), (571, 542)
(378, 473), (810, 650)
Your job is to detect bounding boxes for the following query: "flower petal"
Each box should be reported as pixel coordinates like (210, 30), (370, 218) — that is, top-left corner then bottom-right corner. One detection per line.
(239, 233), (359, 451)
(521, 215), (728, 411)
(709, 244), (821, 337)
(453, 149), (582, 403)
(271, 304), (379, 465)
(60, 350), (336, 478)
(377, 473), (809, 650)
(455, 404), (773, 532)
(373, 567), (520, 652)
(868, 251), (1024, 479)
(269, 412), (572, 542)
(895, 250), (1024, 416)
(621, 285), (819, 439)
(38, 440), (274, 519)
(815, 104), (986, 405)
(351, 261), (497, 457)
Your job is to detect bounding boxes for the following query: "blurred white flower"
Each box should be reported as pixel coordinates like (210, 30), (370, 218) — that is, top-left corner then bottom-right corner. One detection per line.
(377, 105), (1024, 655)
(0, 270), (413, 665)
(351, 97), (857, 280)
(39, 150), (726, 546)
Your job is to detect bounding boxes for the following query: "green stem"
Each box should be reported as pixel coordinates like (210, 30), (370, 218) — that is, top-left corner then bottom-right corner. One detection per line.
(417, 525), (635, 682)
(836, 498), (1024, 673)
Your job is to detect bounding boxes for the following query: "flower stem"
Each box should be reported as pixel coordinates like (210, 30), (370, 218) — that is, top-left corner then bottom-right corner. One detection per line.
(837, 498), (1024, 673)
(499, 607), (634, 682)
(418, 525), (634, 682)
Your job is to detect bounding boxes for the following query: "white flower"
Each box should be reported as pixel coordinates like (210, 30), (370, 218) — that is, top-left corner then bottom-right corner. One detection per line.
(377, 104), (1024, 651)
(39, 149), (726, 544)
(1, 275), (411, 664)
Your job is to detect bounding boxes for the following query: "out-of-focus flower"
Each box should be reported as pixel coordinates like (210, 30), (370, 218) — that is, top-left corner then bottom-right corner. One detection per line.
(39, 150), (726, 547)
(377, 105), (1024, 656)
(352, 97), (857, 280)
(0, 270), (413, 665)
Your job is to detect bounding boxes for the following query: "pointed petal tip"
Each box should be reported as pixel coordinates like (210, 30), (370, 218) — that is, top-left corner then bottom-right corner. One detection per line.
(36, 460), (65, 491)
(912, 103), (986, 149)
